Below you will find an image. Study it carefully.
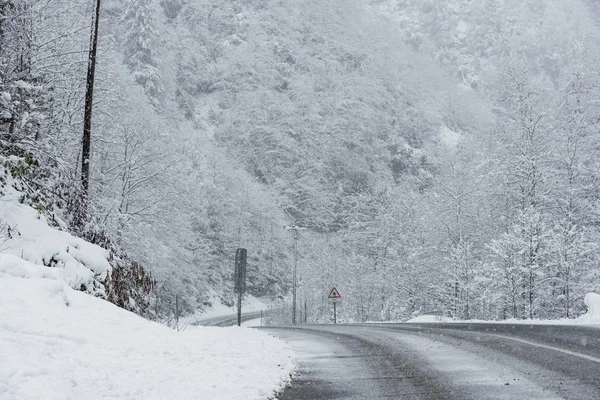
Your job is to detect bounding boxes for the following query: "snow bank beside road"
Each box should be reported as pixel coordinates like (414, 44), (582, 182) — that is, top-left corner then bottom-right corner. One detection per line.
(405, 293), (600, 326)
(0, 255), (294, 400)
(579, 293), (600, 324)
(407, 315), (453, 323)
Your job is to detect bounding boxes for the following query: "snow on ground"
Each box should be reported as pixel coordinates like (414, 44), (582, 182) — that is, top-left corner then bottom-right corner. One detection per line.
(242, 318), (263, 327)
(575, 293), (600, 324)
(439, 123), (462, 149)
(0, 254), (294, 400)
(460, 297), (600, 326)
(407, 314), (453, 323)
(404, 296), (600, 326)
(0, 184), (110, 296)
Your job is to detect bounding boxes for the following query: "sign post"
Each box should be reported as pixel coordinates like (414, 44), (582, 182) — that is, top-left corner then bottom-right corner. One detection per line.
(333, 302), (337, 324)
(234, 248), (247, 326)
(328, 286), (342, 324)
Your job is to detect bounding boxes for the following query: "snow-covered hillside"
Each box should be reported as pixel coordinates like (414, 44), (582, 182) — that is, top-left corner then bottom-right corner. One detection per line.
(0, 254), (294, 400)
(0, 159), (293, 399)
(0, 180), (110, 297)
(3, 0), (600, 326)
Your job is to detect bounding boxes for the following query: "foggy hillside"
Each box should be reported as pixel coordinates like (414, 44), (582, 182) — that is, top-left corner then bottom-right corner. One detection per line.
(2, 0), (600, 321)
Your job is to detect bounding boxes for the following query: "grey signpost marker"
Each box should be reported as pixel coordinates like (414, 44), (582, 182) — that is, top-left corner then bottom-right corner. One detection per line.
(234, 248), (247, 326)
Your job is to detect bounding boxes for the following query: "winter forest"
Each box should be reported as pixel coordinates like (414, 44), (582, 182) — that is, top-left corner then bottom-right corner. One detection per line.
(2, 0), (600, 323)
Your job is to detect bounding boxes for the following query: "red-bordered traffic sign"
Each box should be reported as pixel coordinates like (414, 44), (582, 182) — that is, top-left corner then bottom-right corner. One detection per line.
(328, 286), (341, 300)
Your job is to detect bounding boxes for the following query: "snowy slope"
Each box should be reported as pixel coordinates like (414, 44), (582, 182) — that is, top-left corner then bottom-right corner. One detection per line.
(0, 168), (294, 399)
(0, 254), (294, 400)
(0, 177), (111, 297)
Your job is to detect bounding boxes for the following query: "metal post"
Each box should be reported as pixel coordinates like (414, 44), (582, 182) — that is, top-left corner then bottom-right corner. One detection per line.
(175, 294), (179, 325)
(304, 299), (307, 323)
(234, 248), (247, 327)
(260, 310), (263, 326)
(292, 228), (298, 325)
(333, 302), (337, 324)
(237, 289), (242, 326)
(285, 226), (305, 325)
(155, 290), (159, 317)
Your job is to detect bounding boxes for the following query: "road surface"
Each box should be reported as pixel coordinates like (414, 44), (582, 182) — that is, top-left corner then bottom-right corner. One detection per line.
(192, 310), (264, 327)
(262, 323), (600, 399)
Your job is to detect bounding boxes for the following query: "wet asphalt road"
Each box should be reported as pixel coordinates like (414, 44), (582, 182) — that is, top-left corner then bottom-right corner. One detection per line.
(262, 323), (600, 400)
(192, 311), (264, 326)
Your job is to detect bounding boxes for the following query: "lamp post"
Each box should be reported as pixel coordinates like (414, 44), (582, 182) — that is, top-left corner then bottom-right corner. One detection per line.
(286, 225), (305, 324)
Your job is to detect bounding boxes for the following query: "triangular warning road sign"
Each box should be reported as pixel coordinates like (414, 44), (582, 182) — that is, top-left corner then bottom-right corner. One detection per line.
(328, 286), (341, 299)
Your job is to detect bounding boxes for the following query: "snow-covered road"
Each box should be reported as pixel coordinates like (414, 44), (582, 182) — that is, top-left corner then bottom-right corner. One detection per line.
(264, 323), (600, 399)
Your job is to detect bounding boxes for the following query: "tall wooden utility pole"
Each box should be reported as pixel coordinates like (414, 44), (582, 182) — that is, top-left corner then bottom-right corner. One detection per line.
(81, 0), (101, 209)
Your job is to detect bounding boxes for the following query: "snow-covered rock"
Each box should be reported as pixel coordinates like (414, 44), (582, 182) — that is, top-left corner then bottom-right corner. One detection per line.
(0, 255), (294, 400)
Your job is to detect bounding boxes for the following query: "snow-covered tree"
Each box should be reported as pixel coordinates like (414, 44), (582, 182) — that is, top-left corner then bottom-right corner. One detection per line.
(122, 0), (163, 105)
